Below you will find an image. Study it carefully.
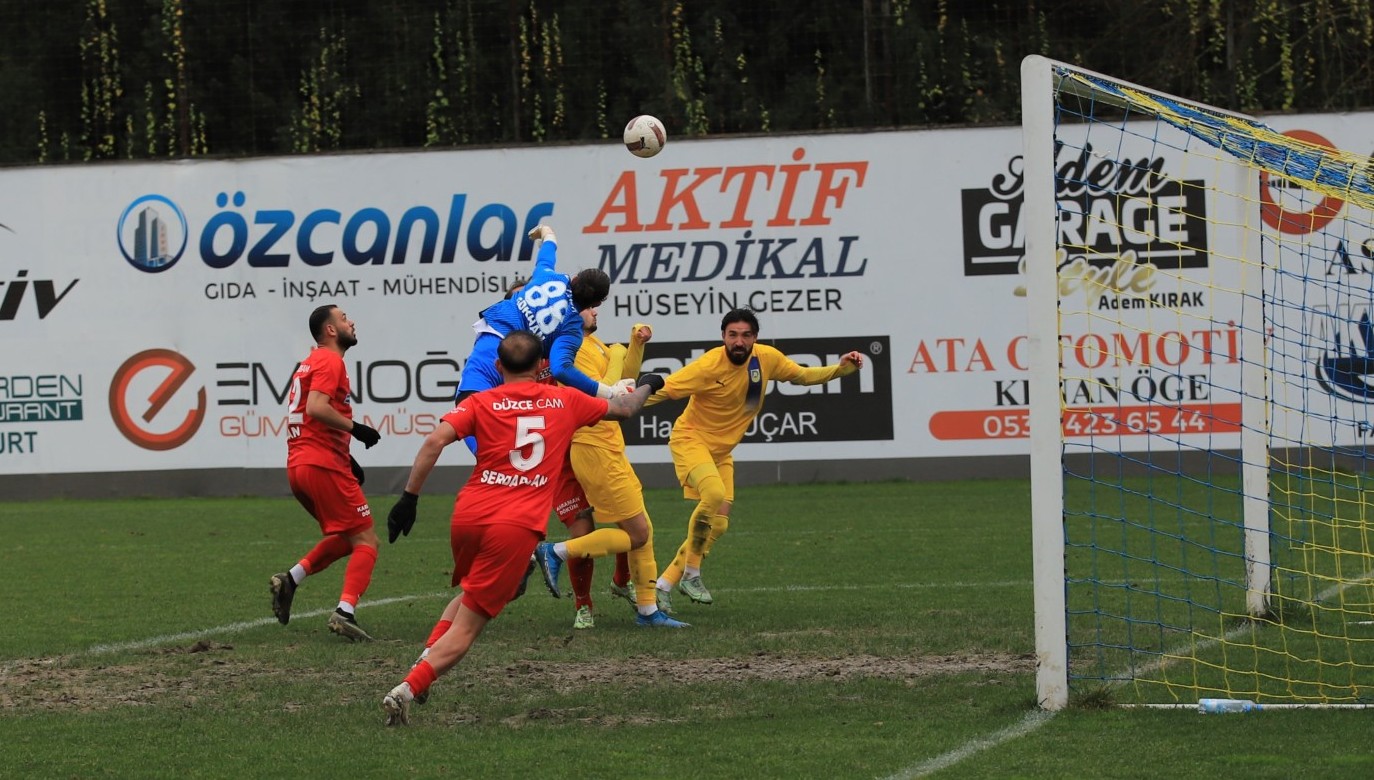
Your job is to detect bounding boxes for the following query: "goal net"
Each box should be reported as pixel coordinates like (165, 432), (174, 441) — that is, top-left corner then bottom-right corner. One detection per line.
(1022, 56), (1374, 710)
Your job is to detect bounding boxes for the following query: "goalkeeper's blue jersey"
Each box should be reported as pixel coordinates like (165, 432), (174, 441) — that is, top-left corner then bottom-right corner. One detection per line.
(476, 239), (598, 396)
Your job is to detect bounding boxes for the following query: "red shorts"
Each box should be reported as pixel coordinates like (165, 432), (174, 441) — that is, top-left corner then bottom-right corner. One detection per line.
(288, 465), (373, 535)
(550, 456), (589, 527)
(451, 522), (542, 619)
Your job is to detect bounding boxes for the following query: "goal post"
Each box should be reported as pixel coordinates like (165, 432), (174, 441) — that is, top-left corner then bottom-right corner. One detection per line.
(1021, 56), (1070, 711)
(1022, 55), (1374, 710)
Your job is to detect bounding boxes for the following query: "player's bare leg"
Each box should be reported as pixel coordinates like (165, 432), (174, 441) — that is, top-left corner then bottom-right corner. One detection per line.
(384, 603), (490, 726)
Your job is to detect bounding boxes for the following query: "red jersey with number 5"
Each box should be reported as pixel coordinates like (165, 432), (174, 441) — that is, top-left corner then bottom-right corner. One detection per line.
(286, 347), (352, 473)
(442, 381), (607, 533)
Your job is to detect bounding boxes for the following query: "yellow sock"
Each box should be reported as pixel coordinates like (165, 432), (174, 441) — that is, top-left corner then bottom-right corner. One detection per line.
(668, 504), (713, 580)
(686, 504), (713, 557)
(564, 528), (632, 559)
(663, 469), (725, 587)
(660, 539), (689, 587)
(628, 543), (658, 609)
(700, 513), (730, 558)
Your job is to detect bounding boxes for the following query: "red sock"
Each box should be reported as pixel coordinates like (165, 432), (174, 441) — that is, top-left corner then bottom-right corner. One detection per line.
(300, 534), (353, 575)
(340, 543), (378, 607)
(404, 659), (438, 697)
(425, 619), (453, 648)
(613, 552), (630, 587)
(569, 557), (594, 608)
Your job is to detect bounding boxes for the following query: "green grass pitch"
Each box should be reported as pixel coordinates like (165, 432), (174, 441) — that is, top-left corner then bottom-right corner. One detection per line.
(2, 480), (1370, 778)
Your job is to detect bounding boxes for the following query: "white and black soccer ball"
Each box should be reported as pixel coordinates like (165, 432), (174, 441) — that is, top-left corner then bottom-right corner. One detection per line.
(623, 115), (667, 158)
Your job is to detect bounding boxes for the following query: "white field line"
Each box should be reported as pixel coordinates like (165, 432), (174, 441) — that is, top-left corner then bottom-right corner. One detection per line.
(82, 591), (452, 656)
(879, 566), (1374, 779)
(879, 711), (1057, 780)
(77, 581), (1031, 657)
(67, 572), (1366, 778)
(72, 571), (1343, 655)
(83, 576), (1208, 657)
(876, 615), (1260, 779)
(745, 580), (1030, 593)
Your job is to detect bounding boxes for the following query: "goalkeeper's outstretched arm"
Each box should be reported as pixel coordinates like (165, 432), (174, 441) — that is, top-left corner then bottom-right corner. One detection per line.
(789, 350), (865, 386)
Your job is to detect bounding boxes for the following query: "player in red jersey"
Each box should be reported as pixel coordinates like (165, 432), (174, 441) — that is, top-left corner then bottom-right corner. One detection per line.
(387, 290), (596, 682)
(269, 305), (384, 641)
(378, 330), (662, 725)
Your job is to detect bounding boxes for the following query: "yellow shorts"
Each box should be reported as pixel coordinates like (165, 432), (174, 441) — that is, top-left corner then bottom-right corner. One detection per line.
(668, 434), (735, 501)
(570, 443), (645, 523)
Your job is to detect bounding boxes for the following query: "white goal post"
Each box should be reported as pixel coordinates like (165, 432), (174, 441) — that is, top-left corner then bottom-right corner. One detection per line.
(1022, 55), (1374, 711)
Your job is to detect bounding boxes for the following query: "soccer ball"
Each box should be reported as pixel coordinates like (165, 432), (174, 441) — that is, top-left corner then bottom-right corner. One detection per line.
(623, 115), (666, 158)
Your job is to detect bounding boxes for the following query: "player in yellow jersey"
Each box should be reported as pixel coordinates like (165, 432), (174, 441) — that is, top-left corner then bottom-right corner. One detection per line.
(532, 308), (689, 628)
(647, 308), (864, 612)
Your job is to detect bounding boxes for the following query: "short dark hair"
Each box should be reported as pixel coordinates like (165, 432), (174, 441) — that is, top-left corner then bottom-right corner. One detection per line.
(720, 308), (759, 334)
(309, 304), (337, 340)
(498, 330), (543, 374)
(503, 277), (529, 301)
(570, 268), (610, 311)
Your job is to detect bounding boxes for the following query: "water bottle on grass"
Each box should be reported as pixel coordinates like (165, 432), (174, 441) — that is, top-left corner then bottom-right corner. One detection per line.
(1198, 698), (1261, 714)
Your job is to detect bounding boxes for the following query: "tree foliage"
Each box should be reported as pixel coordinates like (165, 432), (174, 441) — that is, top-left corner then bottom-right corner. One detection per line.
(1, 0), (1372, 165)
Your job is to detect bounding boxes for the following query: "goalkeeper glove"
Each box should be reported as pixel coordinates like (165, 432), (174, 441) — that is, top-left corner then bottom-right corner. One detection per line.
(596, 381), (634, 399)
(350, 421), (380, 448)
(388, 491), (419, 544)
(349, 455), (365, 486)
(636, 372), (666, 394)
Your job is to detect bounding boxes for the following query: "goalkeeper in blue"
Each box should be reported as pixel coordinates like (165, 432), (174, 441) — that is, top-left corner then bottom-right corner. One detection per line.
(452, 223), (619, 453)
(646, 308), (864, 612)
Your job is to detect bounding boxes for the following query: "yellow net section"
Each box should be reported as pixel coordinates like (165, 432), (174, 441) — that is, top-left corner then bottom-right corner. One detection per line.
(1050, 64), (1374, 705)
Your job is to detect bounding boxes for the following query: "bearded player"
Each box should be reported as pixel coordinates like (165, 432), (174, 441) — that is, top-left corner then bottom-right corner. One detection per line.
(648, 308), (864, 612)
(271, 304), (383, 641)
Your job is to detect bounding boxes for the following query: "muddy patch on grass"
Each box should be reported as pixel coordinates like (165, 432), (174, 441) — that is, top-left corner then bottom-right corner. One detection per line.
(0, 646), (1032, 713)
(499, 652), (1033, 693)
(0, 643), (300, 712)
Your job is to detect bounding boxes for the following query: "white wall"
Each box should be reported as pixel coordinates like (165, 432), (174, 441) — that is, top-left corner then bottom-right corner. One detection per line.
(2, 115), (1372, 481)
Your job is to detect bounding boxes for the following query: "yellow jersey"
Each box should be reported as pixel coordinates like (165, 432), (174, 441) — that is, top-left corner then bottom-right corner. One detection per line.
(570, 326), (646, 451)
(651, 343), (855, 455)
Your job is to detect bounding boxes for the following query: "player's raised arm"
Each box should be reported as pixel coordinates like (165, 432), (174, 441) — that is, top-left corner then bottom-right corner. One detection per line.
(596, 323), (648, 384)
(621, 323), (651, 378)
(528, 224), (558, 273)
(780, 349), (864, 386)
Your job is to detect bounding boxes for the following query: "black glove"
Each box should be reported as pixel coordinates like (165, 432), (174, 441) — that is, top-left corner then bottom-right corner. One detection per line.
(349, 455), (365, 486)
(388, 491), (419, 544)
(636, 372), (666, 394)
(350, 422), (380, 449)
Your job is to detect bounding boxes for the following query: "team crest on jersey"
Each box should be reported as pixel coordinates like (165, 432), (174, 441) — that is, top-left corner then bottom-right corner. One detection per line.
(744, 356), (764, 414)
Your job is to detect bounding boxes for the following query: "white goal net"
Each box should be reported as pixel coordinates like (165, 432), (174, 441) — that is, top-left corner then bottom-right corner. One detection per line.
(1022, 55), (1374, 710)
